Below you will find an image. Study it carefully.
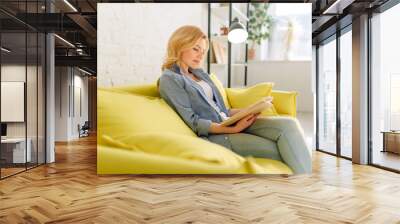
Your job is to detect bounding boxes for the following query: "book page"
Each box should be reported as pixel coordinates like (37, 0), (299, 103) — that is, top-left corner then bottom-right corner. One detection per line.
(220, 96), (273, 126)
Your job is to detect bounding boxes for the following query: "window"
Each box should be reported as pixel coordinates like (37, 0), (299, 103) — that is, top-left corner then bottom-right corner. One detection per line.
(316, 27), (353, 159)
(390, 74), (400, 130)
(258, 3), (312, 61)
(317, 37), (337, 154)
(340, 29), (352, 158)
(371, 2), (400, 171)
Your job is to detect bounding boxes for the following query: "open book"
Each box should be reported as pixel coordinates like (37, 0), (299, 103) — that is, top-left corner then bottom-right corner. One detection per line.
(220, 96), (273, 126)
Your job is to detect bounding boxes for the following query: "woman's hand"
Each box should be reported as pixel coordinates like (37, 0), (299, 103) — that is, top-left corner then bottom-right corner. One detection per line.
(208, 113), (261, 134)
(232, 113), (260, 133)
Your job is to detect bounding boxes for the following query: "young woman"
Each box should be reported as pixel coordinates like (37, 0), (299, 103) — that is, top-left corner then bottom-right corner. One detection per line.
(158, 25), (312, 174)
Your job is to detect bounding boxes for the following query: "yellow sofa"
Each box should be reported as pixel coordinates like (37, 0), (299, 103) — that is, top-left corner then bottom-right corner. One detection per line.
(97, 76), (298, 174)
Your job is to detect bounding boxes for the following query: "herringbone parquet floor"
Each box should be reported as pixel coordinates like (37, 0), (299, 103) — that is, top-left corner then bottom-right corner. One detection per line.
(1, 134), (400, 224)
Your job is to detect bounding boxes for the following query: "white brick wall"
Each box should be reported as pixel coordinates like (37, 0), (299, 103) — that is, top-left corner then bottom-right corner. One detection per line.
(98, 3), (208, 87)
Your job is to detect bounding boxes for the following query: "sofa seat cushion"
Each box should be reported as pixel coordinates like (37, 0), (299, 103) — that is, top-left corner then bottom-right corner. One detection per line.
(101, 132), (245, 168)
(98, 144), (293, 174)
(98, 88), (196, 145)
(244, 157), (293, 174)
(98, 132), (293, 175)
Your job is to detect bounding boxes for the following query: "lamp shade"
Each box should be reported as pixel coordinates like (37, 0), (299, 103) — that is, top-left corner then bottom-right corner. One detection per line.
(228, 17), (248, 44)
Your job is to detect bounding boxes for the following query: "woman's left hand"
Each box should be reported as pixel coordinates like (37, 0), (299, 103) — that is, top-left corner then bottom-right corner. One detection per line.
(233, 112), (260, 133)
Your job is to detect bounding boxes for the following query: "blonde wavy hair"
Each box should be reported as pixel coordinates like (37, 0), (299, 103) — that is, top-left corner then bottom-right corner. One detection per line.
(161, 25), (209, 71)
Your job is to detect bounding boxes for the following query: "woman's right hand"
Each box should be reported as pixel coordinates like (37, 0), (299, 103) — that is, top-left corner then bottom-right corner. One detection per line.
(233, 114), (258, 133)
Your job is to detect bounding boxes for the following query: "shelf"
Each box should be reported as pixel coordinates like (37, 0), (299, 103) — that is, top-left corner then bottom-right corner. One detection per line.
(208, 3), (249, 88)
(210, 35), (228, 42)
(210, 35), (247, 44)
(210, 5), (248, 23)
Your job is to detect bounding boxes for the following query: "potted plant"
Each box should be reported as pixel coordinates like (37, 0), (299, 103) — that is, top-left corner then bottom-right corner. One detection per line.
(247, 3), (272, 60)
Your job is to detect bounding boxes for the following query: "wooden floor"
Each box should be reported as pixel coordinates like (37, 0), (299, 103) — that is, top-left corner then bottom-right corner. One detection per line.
(1, 134), (400, 223)
(1, 167), (26, 178)
(1, 162), (45, 178)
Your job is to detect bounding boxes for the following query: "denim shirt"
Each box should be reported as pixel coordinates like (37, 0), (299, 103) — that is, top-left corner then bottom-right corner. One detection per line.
(159, 63), (230, 137)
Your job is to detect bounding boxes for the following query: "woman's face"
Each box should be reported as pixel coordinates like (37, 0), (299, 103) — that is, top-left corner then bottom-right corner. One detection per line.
(180, 38), (207, 69)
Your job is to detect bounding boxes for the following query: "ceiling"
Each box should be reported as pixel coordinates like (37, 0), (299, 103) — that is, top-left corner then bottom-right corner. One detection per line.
(1, 0), (97, 74)
(310, 0), (392, 44)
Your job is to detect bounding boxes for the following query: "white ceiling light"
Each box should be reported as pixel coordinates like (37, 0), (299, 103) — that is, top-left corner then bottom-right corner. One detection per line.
(228, 17), (248, 44)
(54, 34), (75, 48)
(63, 0), (78, 12)
(1, 47), (11, 53)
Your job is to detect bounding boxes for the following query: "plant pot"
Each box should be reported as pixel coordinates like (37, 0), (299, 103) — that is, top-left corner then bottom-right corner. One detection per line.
(220, 26), (228, 36)
(248, 48), (256, 60)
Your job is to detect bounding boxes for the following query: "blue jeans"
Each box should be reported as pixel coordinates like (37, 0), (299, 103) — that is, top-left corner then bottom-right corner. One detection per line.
(208, 117), (312, 174)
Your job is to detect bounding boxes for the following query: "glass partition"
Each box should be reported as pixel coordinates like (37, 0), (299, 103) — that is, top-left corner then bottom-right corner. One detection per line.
(0, 1), (46, 179)
(317, 36), (337, 155)
(1, 31), (28, 177)
(27, 30), (38, 169)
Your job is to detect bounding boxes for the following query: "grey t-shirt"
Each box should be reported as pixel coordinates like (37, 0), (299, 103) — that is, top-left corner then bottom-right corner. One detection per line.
(195, 79), (229, 121)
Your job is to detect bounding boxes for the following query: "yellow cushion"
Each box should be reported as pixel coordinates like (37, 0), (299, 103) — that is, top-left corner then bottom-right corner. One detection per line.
(226, 82), (279, 116)
(247, 157), (293, 174)
(111, 83), (160, 97)
(209, 73), (230, 109)
(98, 144), (290, 174)
(271, 91), (298, 117)
(97, 88), (196, 145)
(97, 138), (293, 174)
(100, 132), (245, 170)
(98, 145), (244, 174)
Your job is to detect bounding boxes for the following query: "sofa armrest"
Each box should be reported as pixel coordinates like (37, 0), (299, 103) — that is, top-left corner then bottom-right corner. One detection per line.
(271, 90), (298, 117)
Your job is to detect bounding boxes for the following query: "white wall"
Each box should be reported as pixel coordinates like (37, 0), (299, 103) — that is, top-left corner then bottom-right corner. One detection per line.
(55, 67), (69, 141)
(1, 64), (46, 164)
(72, 74), (89, 138)
(247, 61), (313, 112)
(97, 3), (208, 87)
(1, 65), (43, 137)
(55, 67), (89, 141)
